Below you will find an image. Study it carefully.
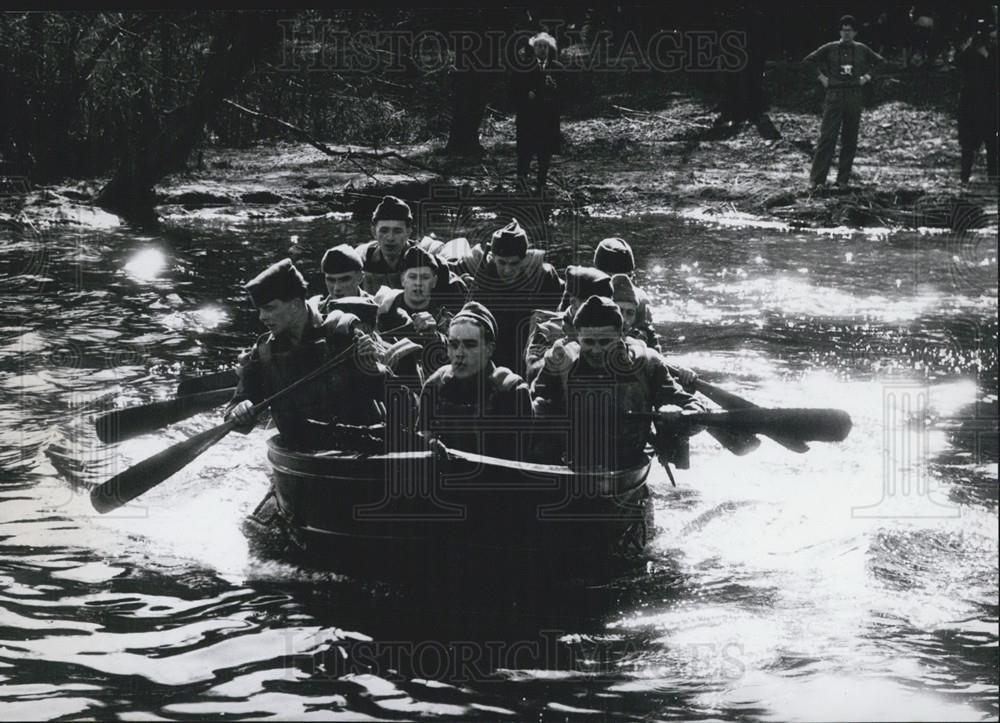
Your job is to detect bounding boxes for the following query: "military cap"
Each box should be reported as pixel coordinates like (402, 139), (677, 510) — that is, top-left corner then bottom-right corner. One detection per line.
(450, 300), (498, 343)
(401, 245), (440, 272)
(573, 295), (624, 330)
(593, 237), (636, 275)
(565, 265), (613, 300)
(244, 258), (308, 307)
(321, 244), (364, 274)
(610, 274), (638, 304)
(491, 219), (529, 258)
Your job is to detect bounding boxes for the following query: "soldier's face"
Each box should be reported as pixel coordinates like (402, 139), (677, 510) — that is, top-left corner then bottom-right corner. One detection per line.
(402, 267), (437, 307)
(615, 301), (638, 331)
(839, 25), (856, 41)
(492, 253), (524, 281)
(373, 221), (410, 260)
(448, 320), (494, 378)
(258, 298), (303, 337)
(324, 270), (364, 299)
(577, 325), (622, 368)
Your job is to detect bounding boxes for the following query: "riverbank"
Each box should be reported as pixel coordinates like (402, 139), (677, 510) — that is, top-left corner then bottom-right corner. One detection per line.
(2, 60), (996, 232)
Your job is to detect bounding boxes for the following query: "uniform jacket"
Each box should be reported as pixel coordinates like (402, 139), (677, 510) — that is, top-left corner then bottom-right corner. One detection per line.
(419, 362), (532, 456)
(530, 337), (703, 467)
(227, 306), (387, 448)
(468, 251), (565, 373)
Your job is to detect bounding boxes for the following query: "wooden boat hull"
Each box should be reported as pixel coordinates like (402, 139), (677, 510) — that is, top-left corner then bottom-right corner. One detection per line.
(249, 436), (654, 579)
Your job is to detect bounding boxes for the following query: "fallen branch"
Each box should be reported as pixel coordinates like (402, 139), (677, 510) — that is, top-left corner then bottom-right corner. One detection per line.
(612, 104), (710, 130)
(221, 99), (446, 175)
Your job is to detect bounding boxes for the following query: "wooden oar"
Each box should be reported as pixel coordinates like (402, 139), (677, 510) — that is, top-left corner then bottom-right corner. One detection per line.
(91, 341), (360, 514)
(629, 408), (852, 443)
(91, 323), (409, 514)
(664, 367), (760, 455)
(94, 387), (237, 444)
(670, 367), (810, 453)
(177, 370), (239, 396)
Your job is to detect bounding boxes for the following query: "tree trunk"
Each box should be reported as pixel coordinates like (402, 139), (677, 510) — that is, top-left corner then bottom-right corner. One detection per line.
(444, 68), (487, 156)
(95, 12), (282, 217)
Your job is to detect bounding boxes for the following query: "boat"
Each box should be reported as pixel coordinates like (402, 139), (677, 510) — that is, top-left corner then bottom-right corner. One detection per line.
(245, 435), (654, 581)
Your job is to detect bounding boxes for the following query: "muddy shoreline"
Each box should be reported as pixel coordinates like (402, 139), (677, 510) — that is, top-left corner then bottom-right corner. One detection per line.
(3, 62), (997, 233)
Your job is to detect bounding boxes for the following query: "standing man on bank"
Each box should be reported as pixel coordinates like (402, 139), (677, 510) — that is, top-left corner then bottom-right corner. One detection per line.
(511, 32), (562, 194)
(804, 15), (886, 190)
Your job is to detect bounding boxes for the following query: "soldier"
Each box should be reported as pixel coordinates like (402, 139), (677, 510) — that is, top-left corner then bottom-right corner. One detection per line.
(313, 244), (370, 315)
(530, 296), (705, 470)
(419, 302), (532, 456)
(376, 246), (458, 336)
(524, 265), (612, 382)
(468, 219), (564, 374)
(356, 195), (418, 294)
(225, 259), (385, 450)
(357, 195), (468, 304)
(594, 237), (659, 350)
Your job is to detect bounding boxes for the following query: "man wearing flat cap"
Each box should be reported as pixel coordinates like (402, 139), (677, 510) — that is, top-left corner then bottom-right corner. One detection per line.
(314, 244), (371, 315)
(225, 258), (386, 449)
(418, 301), (532, 457)
(524, 264), (613, 382)
(594, 237), (659, 351)
(469, 219), (564, 375)
(530, 295), (704, 470)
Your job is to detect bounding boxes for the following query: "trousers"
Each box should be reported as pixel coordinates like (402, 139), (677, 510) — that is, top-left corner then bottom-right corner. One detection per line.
(810, 87), (864, 186)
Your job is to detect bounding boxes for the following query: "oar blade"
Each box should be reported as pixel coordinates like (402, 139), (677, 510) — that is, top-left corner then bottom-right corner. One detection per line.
(692, 378), (810, 453)
(90, 420), (237, 514)
(705, 427), (761, 456)
(759, 408), (852, 442)
(95, 387), (236, 444)
(700, 408), (852, 443)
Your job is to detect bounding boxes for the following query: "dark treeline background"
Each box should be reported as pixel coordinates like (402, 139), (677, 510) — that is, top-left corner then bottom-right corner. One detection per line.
(0, 5), (995, 213)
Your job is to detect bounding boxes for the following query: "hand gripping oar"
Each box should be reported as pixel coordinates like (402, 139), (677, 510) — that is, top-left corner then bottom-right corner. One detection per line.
(90, 340), (363, 514)
(629, 408), (853, 444)
(669, 367), (811, 453)
(665, 367), (760, 456)
(94, 387), (238, 444)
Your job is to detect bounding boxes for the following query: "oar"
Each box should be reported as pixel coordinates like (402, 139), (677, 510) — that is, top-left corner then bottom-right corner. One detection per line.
(177, 370), (239, 396)
(670, 367), (810, 453)
(629, 408), (852, 443)
(91, 323), (408, 514)
(91, 341), (360, 514)
(94, 387), (237, 444)
(664, 367), (760, 455)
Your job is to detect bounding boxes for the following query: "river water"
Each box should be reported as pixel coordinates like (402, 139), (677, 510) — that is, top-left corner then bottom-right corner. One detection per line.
(1, 205), (996, 721)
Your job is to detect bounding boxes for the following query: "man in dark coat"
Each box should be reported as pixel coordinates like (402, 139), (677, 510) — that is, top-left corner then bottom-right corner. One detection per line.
(957, 22), (998, 183)
(225, 259), (386, 449)
(512, 32), (562, 193)
(804, 15), (886, 189)
(468, 219), (564, 374)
